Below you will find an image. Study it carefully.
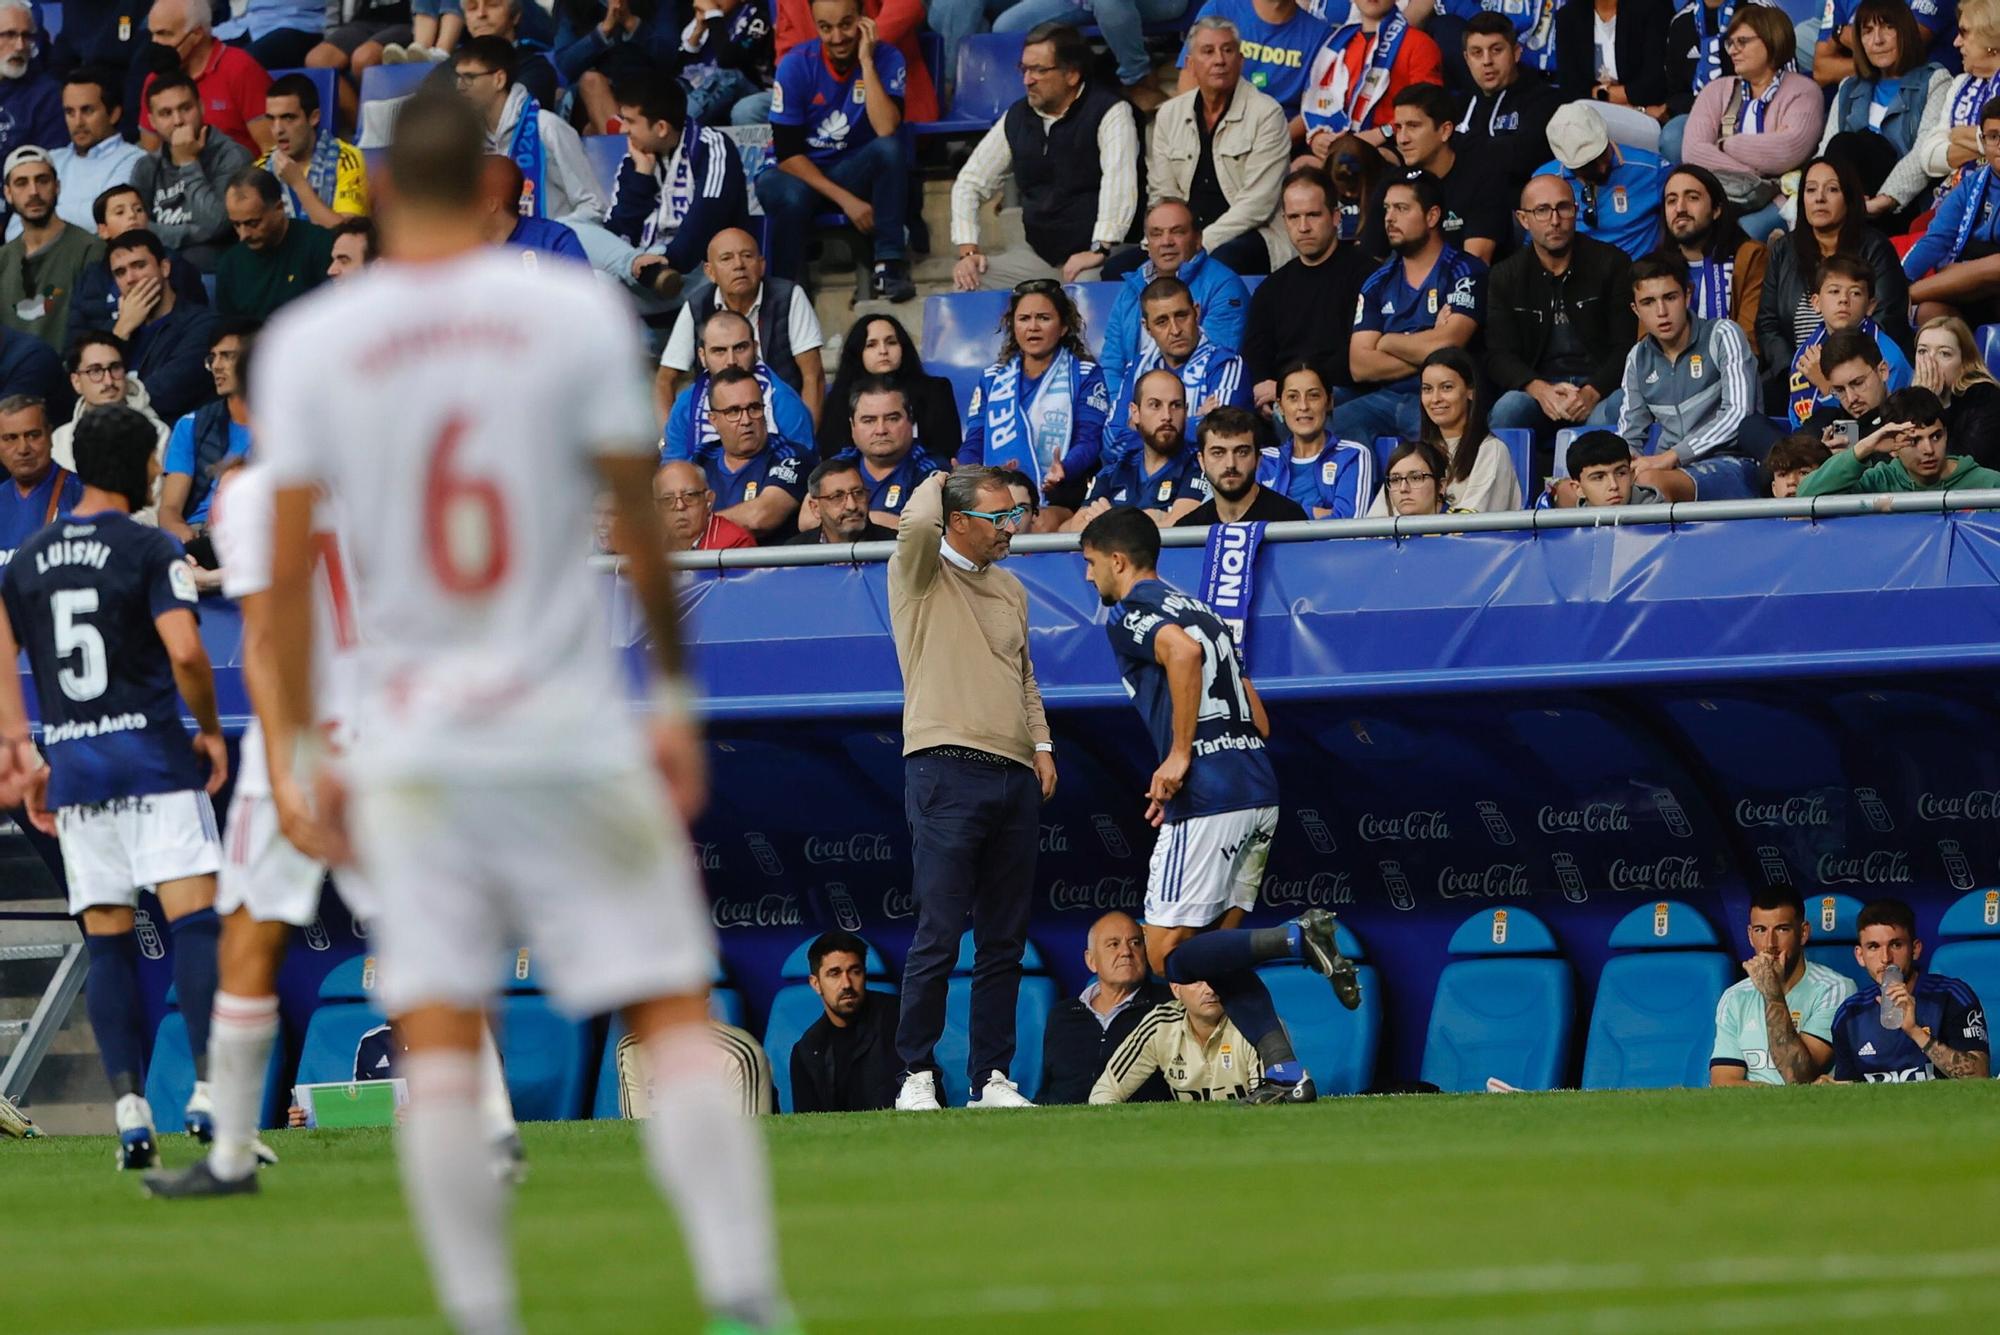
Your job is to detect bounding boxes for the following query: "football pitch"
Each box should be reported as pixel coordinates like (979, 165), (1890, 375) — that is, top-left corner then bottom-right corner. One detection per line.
(11, 1083), (2000, 1335)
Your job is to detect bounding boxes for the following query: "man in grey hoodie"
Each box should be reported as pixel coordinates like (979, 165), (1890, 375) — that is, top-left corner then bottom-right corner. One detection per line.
(129, 70), (251, 272)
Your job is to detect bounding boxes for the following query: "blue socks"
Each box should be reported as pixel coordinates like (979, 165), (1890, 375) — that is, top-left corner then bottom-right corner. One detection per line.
(168, 908), (221, 1081)
(1163, 929), (1304, 1076)
(84, 932), (146, 1097)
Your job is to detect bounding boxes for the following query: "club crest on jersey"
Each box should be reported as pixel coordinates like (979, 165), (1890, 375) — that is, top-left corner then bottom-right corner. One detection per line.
(1321, 460), (1338, 485)
(885, 484), (902, 508)
(1612, 186), (1629, 214)
(744, 481), (760, 501)
(1689, 355), (1704, 380)
(1427, 288), (1439, 316)
(1156, 479), (1173, 503)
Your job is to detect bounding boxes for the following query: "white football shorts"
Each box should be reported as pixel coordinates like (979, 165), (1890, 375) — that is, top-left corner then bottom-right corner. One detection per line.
(1144, 805), (1279, 930)
(56, 790), (222, 913)
(351, 768), (715, 1018)
(217, 788), (380, 926)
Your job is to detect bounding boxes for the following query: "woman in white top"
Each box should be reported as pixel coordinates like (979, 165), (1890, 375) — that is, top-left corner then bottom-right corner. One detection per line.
(1369, 347), (1522, 514)
(1910, 0), (2000, 202)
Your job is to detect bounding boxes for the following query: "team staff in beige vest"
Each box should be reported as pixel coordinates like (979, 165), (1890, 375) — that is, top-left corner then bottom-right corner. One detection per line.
(887, 468), (1056, 1112)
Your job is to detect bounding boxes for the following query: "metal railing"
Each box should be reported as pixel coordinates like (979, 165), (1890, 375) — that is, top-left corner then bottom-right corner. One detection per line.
(655, 488), (2000, 571)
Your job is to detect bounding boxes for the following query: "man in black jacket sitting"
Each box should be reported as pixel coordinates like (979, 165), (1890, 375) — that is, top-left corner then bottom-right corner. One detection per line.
(1038, 911), (1171, 1104)
(789, 931), (901, 1114)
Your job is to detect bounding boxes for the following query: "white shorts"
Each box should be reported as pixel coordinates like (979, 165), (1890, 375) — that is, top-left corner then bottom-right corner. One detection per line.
(217, 788), (381, 927)
(1144, 805), (1279, 930)
(56, 790), (222, 914)
(351, 768), (715, 1019)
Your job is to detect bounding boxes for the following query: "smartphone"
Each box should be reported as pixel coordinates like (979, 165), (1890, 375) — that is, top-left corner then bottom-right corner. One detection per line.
(1833, 420), (1861, 448)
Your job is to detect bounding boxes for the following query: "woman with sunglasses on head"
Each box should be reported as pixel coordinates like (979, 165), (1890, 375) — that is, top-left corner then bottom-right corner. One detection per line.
(958, 280), (1109, 532)
(819, 313), (962, 464)
(1368, 349), (1522, 515)
(1378, 440), (1472, 516)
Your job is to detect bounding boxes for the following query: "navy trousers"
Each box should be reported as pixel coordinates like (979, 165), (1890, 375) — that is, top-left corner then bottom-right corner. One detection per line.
(895, 752), (1039, 1095)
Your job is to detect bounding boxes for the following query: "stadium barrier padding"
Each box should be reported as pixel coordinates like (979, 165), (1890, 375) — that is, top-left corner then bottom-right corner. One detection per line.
(28, 508), (2000, 1099)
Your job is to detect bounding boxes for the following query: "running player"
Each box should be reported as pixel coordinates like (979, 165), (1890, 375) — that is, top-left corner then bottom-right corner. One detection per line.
(254, 90), (792, 1335)
(1079, 506), (1359, 1105)
(0, 406), (227, 1168)
(143, 454), (521, 1199)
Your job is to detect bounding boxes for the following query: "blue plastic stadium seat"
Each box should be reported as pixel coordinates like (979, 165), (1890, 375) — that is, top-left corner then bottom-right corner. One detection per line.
(1979, 325), (2000, 375)
(1065, 280), (1121, 361)
(269, 68), (338, 128)
(921, 289), (1010, 390)
(494, 949), (591, 1121)
(40, 2), (61, 40)
(1581, 900), (1733, 1090)
(936, 932), (1054, 1106)
(1420, 908), (1575, 1092)
(915, 33), (1026, 135)
(1259, 919), (1379, 1094)
(358, 62), (430, 114)
(144, 984), (287, 1130)
(1929, 890), (2000, 1063)
(762, 937), (895, 1114)
(1802, 892), (1871, 990)
(296, 953), (390, 1087)
(581, 134), (626, 203)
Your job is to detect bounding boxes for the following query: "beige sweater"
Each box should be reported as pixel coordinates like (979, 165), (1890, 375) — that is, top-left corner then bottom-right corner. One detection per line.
(888, 477), (1051, 766)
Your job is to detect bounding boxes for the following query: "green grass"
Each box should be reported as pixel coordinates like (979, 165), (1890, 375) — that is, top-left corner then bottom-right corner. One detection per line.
(11, 1083), (2000, 1334)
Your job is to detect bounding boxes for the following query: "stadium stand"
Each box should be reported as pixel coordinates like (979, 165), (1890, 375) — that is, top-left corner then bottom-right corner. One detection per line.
(1581, 901), (1732, 1091)
(1372, 431), (1537, 504)
(1421, 908), (1576, 1093)
(912, 33), (1026, 137)
(1258, 919), (1380, 1096)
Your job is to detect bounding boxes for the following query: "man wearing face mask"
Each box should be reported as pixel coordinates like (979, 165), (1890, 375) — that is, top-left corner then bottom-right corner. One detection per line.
(137, 0), (274, 155)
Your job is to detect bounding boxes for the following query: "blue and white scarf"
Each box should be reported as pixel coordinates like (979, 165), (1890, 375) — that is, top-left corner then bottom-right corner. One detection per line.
(1730, 75), (1781, 137)
(639, 127), (704, 251)
(1948, 165), (1998, 265)
(1199, 521), (1265, 652)
(1950, 70), (2000, 130)
(1115, 337), (1232, 465)
(689, 363), (780, 453)
(979, 349), (1079, 485)
(1788, 316), (1883, 424)
(1689, 255), (1735, 322)
(1304, 11), (1408, 134)
(502, 85), (548, 218)
(279, 131), (341, 220)
(1518, 0), (1560, 72)
(1692, 0), (1741, 94)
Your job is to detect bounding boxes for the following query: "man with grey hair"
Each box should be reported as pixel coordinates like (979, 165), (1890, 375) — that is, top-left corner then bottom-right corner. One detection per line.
(215, 166), (333, 319)
(888, 467), (1056, 1111)
(0, 392), (80, 565)
(0, 0), (62, 199)
(140, 0), (275, 155)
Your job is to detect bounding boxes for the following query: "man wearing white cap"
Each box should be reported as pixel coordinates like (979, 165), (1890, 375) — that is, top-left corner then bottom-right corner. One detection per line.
(1532, 101), (1673, 262)
(0, 146), (105, 350)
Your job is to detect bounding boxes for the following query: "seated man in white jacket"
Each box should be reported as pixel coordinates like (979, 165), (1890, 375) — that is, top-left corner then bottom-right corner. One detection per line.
(53, 330), (170, 525)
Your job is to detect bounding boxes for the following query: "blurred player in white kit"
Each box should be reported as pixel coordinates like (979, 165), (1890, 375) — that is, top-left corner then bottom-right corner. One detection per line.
(250, 89), (793, 1335)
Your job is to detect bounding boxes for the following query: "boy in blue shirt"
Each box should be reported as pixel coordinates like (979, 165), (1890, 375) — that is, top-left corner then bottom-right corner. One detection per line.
(757, 0), (916, 301)
(1787, 254), (1911, 428)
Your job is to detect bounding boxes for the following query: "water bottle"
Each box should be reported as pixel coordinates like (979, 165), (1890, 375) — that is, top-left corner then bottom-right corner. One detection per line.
(1880, 964), (1904, 1030)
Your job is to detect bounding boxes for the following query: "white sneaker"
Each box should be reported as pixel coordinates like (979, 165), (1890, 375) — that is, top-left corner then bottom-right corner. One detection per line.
(966, 1071), (1035, 1109)
(115, 1093), (157, 1170)
(380, 43), (410, 64)
(184, 1079), (215, 1140)
(894, 1070), (941, 1111)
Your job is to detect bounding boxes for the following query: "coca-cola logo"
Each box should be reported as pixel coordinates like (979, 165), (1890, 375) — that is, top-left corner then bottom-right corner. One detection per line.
(711, 894), (803, 929)
(694, 842), (722, 871)
(1436, 864), (1529, 899)
(1047, 875), (1141, 912)
(803, 833), (894, 864)
(1264, 871), (1354, 908)
(1816, 850), (1911, 886)
(880, 887), (916, 920)
(1039, 824), (1070, 854)
(1537, 803), (1630, 835)
(1606, 856), (1702, 893)
(1916, 789), (2000, 823)
(1734, 797), (1831, 828)
(1358, 810), (1451, 842)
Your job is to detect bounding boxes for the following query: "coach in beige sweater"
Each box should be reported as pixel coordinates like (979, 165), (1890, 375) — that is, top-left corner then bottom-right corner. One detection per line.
(887, 469), (1056, 1112)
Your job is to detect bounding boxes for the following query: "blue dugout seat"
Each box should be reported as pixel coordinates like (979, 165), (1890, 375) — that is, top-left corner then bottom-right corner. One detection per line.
(269, 67), (338, 128)
(914, 33), (1025, 136)
(1929, 890), (2000, 1056)
(1372, 429), (1535, 505)
(921, 290), (1010, 418)
(495, 949), (591, 1121)
(1420, 907), (1575, 1092)
(1581, 900), (1732, 1090)
(1259, 918), (1379, 1094)
(936, 931), (1055, 1106)
(296, 953), (389, 1086)
(1066, 280), (1119, 361)
(761, 937), (896, 1114)
(1802, 892), (1870, 990)
(592, 961), (756, 1117)
(144, 985), (286, 1130)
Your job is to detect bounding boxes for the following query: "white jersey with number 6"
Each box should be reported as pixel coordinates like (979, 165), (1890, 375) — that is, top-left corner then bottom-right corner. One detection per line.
(252, 249), (658, 783)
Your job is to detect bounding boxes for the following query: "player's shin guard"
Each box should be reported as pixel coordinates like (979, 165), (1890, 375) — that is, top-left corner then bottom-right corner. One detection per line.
(475, 1022), (518, 1141)
(640, 1025), (789, 1331)
(83, 932), (147, 1097)
(399, 1051), (520, 1335)
(207, 991), (279, 1181)
(168, 909), (221, 1080)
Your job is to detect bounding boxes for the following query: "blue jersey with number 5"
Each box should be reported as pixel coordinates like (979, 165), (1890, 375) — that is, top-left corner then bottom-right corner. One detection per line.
(1, 510), (203, 808)
(1106, 577), (1277, 822)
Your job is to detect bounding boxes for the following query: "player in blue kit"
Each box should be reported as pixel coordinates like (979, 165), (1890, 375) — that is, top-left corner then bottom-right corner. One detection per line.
(1079, 506), (1359, 1104)
(0, 406), (228, 1169)
(1830, 898), (1989, 1082)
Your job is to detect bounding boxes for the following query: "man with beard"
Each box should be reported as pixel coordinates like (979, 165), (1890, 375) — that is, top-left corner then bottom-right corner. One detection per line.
(1064, 370), (1209, 531)
(1243, 167), (1370, 410)
(1176, 406), (1307, 526)
(1334, 172), (1485, 443)
(786, 456), (895, 544)
(1711, 885), (1854, 1086)
(1256, 361), (1373, 517)
(0, 2), (63, 186)
(1486, 172), (1633, 450)
(1662, 163), (1766, 346)
(788, 930), (901, 1113)
(0, 148), (106, 350)
(1454, 14), (1560, 198)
